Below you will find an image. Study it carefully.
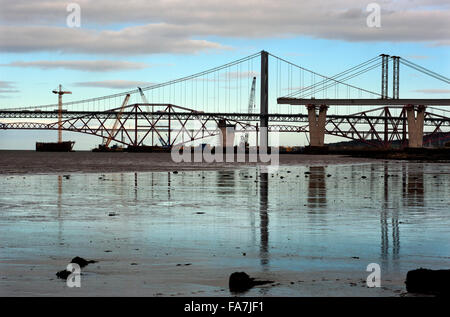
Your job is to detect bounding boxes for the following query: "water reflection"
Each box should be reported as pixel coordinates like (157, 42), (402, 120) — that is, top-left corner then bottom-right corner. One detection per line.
(216, 171), (236, 195)
(307, 166), (327, 210)
(381, 164), (400, 270)
(134, 172), (138, 201)
(403, 164), (425, 207)
(167, 172), (171, 200)
(259, 172), (269, 269)
(22, 160), (447, 284)
(57, 175), (63, 244)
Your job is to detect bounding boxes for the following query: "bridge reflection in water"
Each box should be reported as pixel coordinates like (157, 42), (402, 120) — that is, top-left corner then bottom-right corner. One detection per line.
(37, 161), (442, 279)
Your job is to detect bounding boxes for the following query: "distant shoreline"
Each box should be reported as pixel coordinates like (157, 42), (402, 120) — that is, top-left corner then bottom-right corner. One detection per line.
(0, 151), (378, 175)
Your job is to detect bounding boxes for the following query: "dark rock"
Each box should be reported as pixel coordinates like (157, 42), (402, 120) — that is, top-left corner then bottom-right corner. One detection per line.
(229, 272), (274, 293)
(405, 268), (450, 295)
(56, 270), (71, 280)
(173, 171), (179, 174)
(361, 176), (367, 179)
(70, 256), (97, 268)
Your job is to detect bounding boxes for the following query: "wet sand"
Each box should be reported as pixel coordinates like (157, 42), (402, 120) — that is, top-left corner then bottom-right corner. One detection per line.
(0, 152), (449, 296)
(0, 150), (376, 175)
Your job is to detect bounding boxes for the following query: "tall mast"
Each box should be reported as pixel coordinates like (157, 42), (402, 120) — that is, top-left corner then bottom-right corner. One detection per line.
(52, 85), (71, 143)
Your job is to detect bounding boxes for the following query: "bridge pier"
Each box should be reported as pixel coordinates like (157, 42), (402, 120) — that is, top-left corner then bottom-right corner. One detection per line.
(405, 105), (426, 148)
(218, 119), (235, 149)
(306, 104), (328, 147)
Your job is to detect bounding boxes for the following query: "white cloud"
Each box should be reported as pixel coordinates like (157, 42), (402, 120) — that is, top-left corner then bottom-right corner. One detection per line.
(2, 60), (150, 72)
(223, 71), (259, 79)
(406, 55), (429, 60)
(74, 80), (155, 89)
(412, 89), (450, 94)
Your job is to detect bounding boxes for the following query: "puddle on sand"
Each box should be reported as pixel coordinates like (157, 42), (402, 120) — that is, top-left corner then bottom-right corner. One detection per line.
(0, 161), (449, 296)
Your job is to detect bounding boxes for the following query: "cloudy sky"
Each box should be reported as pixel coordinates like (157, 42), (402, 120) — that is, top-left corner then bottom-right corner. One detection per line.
(0, 0), (449, 149)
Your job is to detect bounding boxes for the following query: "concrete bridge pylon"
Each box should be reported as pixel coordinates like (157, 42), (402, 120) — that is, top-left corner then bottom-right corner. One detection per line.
(405, 105), (426, 148)
(306, 104), (328, 147)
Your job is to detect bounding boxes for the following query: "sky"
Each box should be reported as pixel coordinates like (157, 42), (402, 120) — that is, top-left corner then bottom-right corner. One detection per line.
(0, 0), (449, 150)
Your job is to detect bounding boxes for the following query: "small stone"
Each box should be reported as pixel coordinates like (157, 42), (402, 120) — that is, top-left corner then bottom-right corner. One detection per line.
(229, 272), (273, 293)
(70, 256), (97, 268)
(56, 270), (71, 280)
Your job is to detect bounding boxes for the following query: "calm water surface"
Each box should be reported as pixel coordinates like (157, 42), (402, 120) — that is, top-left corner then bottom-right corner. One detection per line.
(0, 161), (449, 295)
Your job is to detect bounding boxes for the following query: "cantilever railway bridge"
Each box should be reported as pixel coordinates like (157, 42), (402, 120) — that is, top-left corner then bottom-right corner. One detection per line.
(1, 51), (449, 148)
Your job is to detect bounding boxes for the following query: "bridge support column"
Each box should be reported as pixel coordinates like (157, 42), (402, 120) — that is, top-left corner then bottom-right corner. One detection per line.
(306, 104), (328, 147)
(218, 119), (235, 149)
(260, 50), (269, 149)
(405, 105), (426, 148)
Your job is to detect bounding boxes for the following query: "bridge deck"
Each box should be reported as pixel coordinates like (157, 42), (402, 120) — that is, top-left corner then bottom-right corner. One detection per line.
(1, 111), (449, 124)
(277, 98), (450, 105)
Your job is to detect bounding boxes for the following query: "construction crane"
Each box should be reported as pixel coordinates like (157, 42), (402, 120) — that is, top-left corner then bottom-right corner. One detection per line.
(104, 94), (130, 148)
(137, 87), (148, 104)
(240, 77), (257, 147)
(52, 85), (71, 143)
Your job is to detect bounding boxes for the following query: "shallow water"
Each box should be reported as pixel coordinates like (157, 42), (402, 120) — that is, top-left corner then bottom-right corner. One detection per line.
(0, 160), (449, 296)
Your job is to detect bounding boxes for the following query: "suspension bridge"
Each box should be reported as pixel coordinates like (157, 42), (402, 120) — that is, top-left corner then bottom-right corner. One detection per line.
(0, 50), (449, 150)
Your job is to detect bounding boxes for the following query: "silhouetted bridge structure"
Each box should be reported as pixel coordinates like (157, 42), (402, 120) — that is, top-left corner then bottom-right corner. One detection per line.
(1, 51), (449, 149)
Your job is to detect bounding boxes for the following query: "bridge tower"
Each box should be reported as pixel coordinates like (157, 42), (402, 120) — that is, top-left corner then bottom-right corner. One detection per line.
(52, 85), (71, 143)
(392, 56), (400, 99)
(380, 54), (389, 99)
(260, 50), (269, 149)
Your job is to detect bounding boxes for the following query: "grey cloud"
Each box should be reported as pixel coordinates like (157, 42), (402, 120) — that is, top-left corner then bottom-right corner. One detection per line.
(74, 80), (155, 89)
(2, 60), (150, 72)
(0, 81), (19, 94)
(0, 0), (448, 56)
(0, 81), (15, 88)
(0, 24), (226, 55)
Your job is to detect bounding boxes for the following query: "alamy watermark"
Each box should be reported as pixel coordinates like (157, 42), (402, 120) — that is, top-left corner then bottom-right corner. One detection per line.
(170, 127), (280, 172)
(66, 3), (81, 28)
(366, 263), (381, 288)
(66, 263), (81, 288)
(366, 3), (381, 28)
